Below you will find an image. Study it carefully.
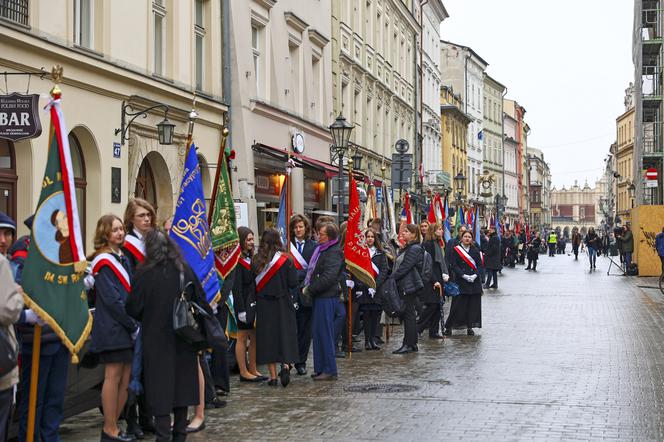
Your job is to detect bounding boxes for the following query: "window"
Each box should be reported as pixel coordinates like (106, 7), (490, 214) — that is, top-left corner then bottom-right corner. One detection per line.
(289, 43), (301, 114)
(311, 55), (322, 122)
(0, 140), (16, 221)
(75, 0), (93, 49)
(0, 0), (29, 26)
(252, 26), (261, 97)
(194, 0), (206, 91)
(153, 0), (166, 75)
(68, 134), (87, 243)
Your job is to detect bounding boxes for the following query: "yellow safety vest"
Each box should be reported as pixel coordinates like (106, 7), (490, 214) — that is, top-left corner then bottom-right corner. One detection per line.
(548, 233), (557, 244)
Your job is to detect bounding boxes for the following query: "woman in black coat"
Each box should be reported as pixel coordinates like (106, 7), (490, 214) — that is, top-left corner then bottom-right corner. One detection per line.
(251, 228), (299, 387)
(352, 229), (388, 350)
(525, 231), (543, 271)
(484, 228), (501, 289)
(444, 230), (483, 336)
(391, 224), (424, 354)
(126, 229), (209, 442)
(417, 223), (449, 339)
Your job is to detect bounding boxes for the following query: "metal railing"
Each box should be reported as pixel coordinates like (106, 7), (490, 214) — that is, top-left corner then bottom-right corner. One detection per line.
(643, 122), (664, 153)
(642, 8), (663, 41)
(642, 66), (664, 98)
(0, 0), (28, 26)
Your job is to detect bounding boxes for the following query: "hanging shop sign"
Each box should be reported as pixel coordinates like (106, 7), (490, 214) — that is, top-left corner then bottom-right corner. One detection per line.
(0, 93), (42, 141)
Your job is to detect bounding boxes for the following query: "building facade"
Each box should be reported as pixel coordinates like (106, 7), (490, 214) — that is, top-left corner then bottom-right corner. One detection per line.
(526, 147), (551, 230)
(440, 41), (488, 205)
(615, 86), (635, 223)
(482, 74), (505, 213)
(0, 0), (228, 248)
(440, 85), (470, 195)
(419, 0), (448, 190)
(503, 98), (528, 222)
(230, 0), (334, 232)
(550, 179), (607, 237)
(502, 111), (519, 220)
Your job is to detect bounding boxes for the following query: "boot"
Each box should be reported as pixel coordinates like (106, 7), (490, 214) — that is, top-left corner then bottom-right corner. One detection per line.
(370, 338), (381, 350)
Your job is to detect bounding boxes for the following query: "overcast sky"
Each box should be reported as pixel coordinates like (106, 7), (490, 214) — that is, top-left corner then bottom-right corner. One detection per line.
(440, 0), (634, 188)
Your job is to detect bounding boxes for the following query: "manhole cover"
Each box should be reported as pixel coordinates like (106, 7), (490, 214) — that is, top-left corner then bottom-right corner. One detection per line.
(344, 383), (420, 393)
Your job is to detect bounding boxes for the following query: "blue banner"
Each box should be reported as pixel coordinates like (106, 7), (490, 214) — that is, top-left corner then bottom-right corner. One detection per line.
(170, 144), (220, 303)
(276, 176), (288, 246)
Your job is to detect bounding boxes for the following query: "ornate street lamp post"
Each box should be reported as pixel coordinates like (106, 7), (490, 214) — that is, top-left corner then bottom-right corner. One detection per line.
(329, 114), (354, 220)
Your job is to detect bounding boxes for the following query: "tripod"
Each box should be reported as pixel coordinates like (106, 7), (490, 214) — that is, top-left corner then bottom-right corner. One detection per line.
(606, 255), (625, 276)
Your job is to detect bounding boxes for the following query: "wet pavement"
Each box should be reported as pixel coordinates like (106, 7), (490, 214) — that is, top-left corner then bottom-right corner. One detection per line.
(61, 250), (664, 441)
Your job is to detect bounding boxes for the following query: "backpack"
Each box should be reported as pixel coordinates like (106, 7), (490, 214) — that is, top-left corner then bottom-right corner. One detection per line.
(420, 248), (433, 283)
(626, 263), (638, 276)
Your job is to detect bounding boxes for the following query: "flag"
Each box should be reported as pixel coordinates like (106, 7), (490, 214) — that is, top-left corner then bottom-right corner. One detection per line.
(477, 130), (484, 140)
(495, 215), (502, 240)
(21, 92), (91, 362)
(435, 194), (445, 222)
(275, 175), (289, 247)
(427, 196), (436, 223)
(363, 185), (377, 228)
(403, 192), (412, 224)
(209, 147), (240, 280)
(466, 207), (473, 226)
(344, 175), (376, 288)
(443, 196), (451, 242)
(381, 184), (397, 243)
(455, 206), (462, 236)
(170, 144), (220, 304)
(474, 207), (481, 246)
(526, 224), (531, 242)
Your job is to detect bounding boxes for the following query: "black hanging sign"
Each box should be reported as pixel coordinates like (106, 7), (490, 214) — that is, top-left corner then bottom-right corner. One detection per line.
(0, 93), (42, 141)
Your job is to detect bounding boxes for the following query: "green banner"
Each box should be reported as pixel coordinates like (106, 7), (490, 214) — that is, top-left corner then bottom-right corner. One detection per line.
(209, 149), (240, 279)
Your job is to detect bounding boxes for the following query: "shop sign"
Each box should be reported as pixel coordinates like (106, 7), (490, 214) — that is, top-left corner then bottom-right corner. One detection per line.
(0, 93), (42, 141)
(376, 187), (382, 203)
(234, 202), (249, 227)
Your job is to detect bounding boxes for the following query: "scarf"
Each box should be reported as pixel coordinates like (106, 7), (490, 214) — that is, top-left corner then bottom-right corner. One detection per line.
(304, 238), (339, 286)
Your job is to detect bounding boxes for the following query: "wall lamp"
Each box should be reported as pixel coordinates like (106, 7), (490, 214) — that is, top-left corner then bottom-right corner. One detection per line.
(115, 100), (175, 146)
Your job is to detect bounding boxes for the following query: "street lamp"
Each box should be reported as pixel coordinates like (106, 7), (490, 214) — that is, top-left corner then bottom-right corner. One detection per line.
(351, 151), (363, 170)
(329, 114), (355, 220)
(115, 100), (175, 146)
(453, 171), (466, 205)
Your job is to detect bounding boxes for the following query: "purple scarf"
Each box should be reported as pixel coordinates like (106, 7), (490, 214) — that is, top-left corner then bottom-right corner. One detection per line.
(304, 238), (339, 286)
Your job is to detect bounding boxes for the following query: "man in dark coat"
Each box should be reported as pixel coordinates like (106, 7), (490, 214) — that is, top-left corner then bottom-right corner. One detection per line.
(484, 228), (501, 289)
(303, 223), (345, 381)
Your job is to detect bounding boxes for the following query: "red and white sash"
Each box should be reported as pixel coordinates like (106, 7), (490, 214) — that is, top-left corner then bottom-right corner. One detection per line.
(124, 234), (146, 263)
(290, 242), (308, 270)
(238, 256), (251, 270)
(91, 253), (131, 292)
(255, 252), (288, 292)
(454, 245), (477, 271)
(479, 251), (485, 267)
(369, 249), (380, 277)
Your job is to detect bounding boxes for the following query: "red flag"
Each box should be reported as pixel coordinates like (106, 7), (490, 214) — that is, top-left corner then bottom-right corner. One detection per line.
(516, 222), (521, 235)
(344, 175), (376, 288)
(466, 207), (473, 225)
(427, 197), (436, 223)
(526, 224), (531, 242)
(403, 192), (412, 224)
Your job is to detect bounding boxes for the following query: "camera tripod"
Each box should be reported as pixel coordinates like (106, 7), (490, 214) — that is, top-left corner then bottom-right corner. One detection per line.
(606, 255), (625, 276)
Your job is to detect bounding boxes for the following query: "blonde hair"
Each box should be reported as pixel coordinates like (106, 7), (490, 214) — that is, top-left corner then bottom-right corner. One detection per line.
(90, 214), (124, 257)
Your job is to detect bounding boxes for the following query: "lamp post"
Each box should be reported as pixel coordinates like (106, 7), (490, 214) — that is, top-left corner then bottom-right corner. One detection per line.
(329, 114), (355, 220)
(115, 100), (175, 145)
(453, 171), (466, 207)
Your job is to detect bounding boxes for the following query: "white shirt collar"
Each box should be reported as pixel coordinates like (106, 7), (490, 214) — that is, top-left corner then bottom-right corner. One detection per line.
(133, 229), (144, 241)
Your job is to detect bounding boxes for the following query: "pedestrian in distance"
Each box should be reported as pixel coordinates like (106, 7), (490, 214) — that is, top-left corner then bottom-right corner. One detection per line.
(584, 227), (601, 270)
(89, 214), (139, 442)
(418, 223), (449, 339)
(571, 228), (582, 261)
(391, 224), (424, 354)
(126, 229), (210, 442)
(290, 214), (317, 376)
(303, 222), (345, 381)
(233, 226), (264, 382)
(444, 230), (483, 336)
(621, 224), (634, 274)
(251, 228), (299, 387)
(547, 231), (557, 257)
(483, 227), (501, 289)
(525, 231), (543, 271)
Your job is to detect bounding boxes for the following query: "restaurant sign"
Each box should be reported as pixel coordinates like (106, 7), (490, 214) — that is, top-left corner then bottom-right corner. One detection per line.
(0, 93), (42, 141)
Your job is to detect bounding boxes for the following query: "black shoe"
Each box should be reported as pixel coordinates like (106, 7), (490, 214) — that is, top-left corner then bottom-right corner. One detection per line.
(489, 284), (497, 289)
(374, 337), (385, 345)
(443, 328), (452, 336)
(483, 284), (491, 289)
(412, 344), (418, 352)
(267, 379), (278, 386)
(205, 397), (227, 409)
(295, 366), (307, 376)
(126, 424), (143, 440)
(101, 430), (136, 442)
(429, 334), (444, 340)
(279, 365), (290, 387)
(365, 342), (373, 351)
(467, 329), (475, 336)
(335, 350), (346, 358)
(525, 267), (531, 270)
(392, 345), (415, 354)
(240, 375), (262, 383)
(370, 339), (381, 350)
(185, 421), (206, 434)
(310, 372), (321, 378)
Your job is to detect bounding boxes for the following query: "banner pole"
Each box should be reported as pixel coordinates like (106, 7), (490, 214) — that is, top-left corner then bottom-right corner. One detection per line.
(207, 126), (229, 225)
(347, 286), (352, 358)
(26, 325), (42, 442)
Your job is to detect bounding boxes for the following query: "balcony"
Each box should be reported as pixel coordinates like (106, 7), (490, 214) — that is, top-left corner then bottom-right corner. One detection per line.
(642, 66), (664, 102)
(643, 122), (664, 154)
(0, 0), (29, 27)
(642, 8), (663, 43)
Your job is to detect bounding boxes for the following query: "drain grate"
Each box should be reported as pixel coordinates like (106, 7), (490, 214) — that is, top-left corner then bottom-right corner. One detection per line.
(344, 383), (420, 393)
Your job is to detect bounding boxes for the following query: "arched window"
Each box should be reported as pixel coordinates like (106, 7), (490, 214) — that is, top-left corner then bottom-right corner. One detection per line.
(135, 158), (158, 211)
(0, 139), (17, 220)
(68, 133), (87, 242)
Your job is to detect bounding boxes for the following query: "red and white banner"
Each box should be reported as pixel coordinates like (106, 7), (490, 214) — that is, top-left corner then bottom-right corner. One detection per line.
(290, 242), (308, 270)
(91, 252), (131, 293)
(345, 175), (376, 288)
(124, 234), (146, 263)
(454, 245), (477, 271)
(255, 251), (288, 292)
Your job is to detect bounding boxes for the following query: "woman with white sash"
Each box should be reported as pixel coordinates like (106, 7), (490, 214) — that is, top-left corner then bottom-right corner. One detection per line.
(444, 230), (484, 336)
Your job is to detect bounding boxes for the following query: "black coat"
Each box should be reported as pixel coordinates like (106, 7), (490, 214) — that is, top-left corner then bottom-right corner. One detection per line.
(392, 241), (424, 297)
(484, 234), (502, 270)
(307, 242), (345, 299)
(90, 253), (137, 353)
(353, 249), (389, 305)
(126, 261), (205, 416)
(527, 237), (542, 259)
(420, 240), (447, 304)
(233, 256), (256, 329)
(449, 244), (483, 295)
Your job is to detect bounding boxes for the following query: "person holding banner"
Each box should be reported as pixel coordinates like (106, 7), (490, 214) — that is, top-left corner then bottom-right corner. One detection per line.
(444, 230), (483, 336)
(252, 229), (299, 387)
(289, 214), (317, 376)
(233, 226), (263, 382)
(391, 224), (425, 354)
(89, 214), (139, 442)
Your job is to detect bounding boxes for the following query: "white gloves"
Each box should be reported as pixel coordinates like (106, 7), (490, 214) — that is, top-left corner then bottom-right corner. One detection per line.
(462, 274), (477, 283)
(368, 288), (376, 298)
(238, 311), (247, 323)
(131, 326), (141, 341)
(24, 309), (46, 326)
(84, 274), (95, 290)
(442, 273), (450, 282)
(346, 280), (355, 289)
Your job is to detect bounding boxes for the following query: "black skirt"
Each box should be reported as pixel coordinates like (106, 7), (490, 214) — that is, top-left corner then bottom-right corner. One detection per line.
(444, 293), (482, 329)
(98, 348), (133, 364)
(255, 296), (299, 364)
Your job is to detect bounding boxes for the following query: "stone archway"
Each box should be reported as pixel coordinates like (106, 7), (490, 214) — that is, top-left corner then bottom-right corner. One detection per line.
(134, 151), (173, 223)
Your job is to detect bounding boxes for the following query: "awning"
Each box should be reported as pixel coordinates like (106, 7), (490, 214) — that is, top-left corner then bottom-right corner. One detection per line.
(252, 143), (338, 177)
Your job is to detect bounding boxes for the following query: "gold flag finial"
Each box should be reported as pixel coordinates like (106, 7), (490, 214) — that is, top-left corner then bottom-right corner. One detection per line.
(50, 65), (64, 98)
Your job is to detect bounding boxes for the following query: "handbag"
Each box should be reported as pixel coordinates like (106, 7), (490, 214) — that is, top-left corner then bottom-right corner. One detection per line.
(173, 272), (207, 349)
(444, 281), (460, 297)
(0, 326), (17, 377)
(381, 277), (405, 318)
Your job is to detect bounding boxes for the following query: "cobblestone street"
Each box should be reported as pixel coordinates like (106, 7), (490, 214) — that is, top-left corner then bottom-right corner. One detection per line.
(61, 251), (664, 441)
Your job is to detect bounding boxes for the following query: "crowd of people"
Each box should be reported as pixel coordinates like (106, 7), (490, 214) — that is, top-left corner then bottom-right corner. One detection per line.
(4, 197), (649, 442)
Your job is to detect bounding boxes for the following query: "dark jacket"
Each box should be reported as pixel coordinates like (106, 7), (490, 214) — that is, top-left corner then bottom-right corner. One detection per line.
(126, 261), (206, 416)
(527, 237), (542, 259)
(445, 237), (460, 266)
(392, 241), (424, 297)
(90, 253), (137, 353)
(307, 242), (345, 299)
(233, 256), (256, 316)
(584, 232), (601, 250)
(449, 244), (483, 295)
(353, 249), (389, 305)
(254, 256), (298, 299)
(622, 230), (634, 253)
(420, 240), (447, 304)
(484, 234), (502, 270)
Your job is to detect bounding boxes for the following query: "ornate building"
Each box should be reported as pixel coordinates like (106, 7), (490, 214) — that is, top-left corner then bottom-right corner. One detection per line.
(526, 147), (551, 230)
(482, 74), (506, 211)
(615, 83), (635, 223)
(440, 85), (470, 193)
(550, 179), (607, 237)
